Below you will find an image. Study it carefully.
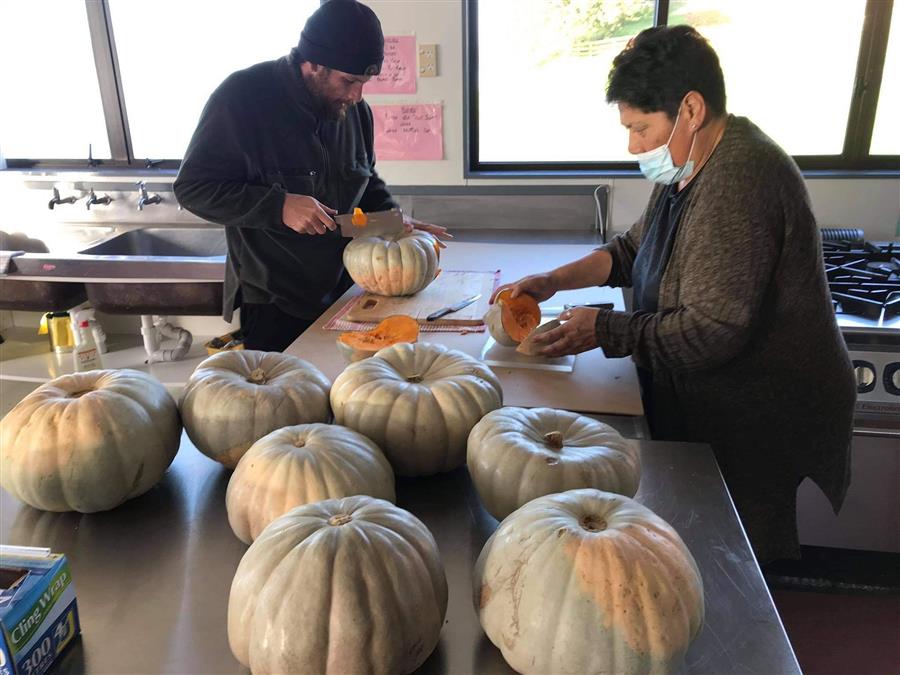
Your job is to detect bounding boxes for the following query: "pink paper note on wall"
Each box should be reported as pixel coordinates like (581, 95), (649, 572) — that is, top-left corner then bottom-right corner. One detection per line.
(365, 36), (416, 95)
(373, 104), (443, 161)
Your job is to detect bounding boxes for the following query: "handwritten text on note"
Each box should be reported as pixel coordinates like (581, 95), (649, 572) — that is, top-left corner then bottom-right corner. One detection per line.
(365, 36), (416, 95)
(373, 104), (443, 161)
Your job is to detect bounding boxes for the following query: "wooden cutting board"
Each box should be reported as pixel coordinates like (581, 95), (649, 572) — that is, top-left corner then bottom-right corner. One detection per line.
(345, 270), (496, 325)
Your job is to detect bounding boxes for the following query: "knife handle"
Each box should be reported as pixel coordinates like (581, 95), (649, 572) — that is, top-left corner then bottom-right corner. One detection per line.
(425, 308), (450, 321)
(563, 303), (614, 311)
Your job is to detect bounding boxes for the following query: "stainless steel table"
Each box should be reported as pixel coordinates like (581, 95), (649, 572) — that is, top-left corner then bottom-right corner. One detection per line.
(0, 430), (800, 674)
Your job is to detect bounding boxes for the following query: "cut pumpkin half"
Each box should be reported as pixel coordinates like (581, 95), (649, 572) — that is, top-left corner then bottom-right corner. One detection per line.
(337, 315), (420, 362)
(484, 289), (541, 346)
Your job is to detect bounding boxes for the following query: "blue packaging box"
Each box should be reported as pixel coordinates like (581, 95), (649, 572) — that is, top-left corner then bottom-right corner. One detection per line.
(0, 547), (80, 675)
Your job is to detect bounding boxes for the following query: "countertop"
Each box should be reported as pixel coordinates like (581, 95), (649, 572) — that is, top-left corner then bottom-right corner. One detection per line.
(287, 241), (644, 417)
(0, 333), (211, 386)
(0, 433), (800, 674)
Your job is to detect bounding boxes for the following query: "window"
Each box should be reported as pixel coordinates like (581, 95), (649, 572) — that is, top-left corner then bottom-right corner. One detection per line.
(667, 0), (865, 156)
(870, 4), (899, 155)
(472, 0), (655, 168)
(108, 0), (320, 161)
(0, 2), (110, 160)
(467, 0), (900, 173)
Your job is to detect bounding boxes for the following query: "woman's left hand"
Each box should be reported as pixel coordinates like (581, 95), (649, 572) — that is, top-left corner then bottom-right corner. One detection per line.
(403, 215), (452, 248)
(530, 307), (601, 357)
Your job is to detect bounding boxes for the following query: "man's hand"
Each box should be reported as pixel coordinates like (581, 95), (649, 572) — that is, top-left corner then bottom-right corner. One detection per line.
(283, 194), (337, 235)
(490, 273), (557, 305)
(529, 306), (600, 357)
(402, 214), (452, 249)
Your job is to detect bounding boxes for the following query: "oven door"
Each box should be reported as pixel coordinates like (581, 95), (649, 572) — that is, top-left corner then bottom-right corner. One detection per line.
(797, 334), (900, 553)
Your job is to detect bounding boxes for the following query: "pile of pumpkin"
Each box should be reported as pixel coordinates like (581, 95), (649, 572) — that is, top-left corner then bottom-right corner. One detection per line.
(0, 337), (704, 674)
(2, 223), (702, 675)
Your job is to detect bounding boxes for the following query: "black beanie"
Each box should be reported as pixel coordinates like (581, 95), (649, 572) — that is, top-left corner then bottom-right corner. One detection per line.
(295, 0), (384, 76)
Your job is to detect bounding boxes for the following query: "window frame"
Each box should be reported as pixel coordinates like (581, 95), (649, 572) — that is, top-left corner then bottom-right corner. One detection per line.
(5, 0), (325, 171)
(464, 0), (900, 176)
(3, 0), (896, 173)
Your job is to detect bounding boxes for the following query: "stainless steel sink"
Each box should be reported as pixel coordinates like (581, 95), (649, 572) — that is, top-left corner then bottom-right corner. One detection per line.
(1, 226), (226, 315)
(78, 227), (227, 258)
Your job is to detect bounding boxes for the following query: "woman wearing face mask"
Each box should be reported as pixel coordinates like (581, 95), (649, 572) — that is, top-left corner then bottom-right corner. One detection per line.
(491, 25), (855, 565)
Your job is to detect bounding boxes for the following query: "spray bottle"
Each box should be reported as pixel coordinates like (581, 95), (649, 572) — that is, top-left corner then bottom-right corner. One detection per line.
(70, 304), (107, 354)
(73, 320), (103, 371)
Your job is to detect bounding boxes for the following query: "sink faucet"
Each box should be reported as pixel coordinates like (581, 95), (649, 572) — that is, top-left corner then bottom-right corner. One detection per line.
(86, 189), (113, 210)
(48, 187), (78, 210)
(136, 181), (162, 211)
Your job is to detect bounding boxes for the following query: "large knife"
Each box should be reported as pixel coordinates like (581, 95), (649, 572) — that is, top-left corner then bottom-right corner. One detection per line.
(334, 208), (406, 238)
(426, 293), (482, 321)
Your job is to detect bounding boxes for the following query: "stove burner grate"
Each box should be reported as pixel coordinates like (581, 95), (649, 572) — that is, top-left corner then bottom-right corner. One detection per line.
(823, 241), (900, 319)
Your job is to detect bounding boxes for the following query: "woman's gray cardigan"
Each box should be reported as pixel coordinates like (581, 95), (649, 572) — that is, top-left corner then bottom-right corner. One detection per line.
(596, 115), (856, 563)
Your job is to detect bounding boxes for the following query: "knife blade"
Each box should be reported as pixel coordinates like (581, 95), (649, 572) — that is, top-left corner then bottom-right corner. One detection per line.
(335, 208), (406, 238)
(426, 293), (482, 322)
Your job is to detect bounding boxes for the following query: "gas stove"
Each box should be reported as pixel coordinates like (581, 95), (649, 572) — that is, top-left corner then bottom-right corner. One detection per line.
(825, 239), (900, 333)
(823, 236), (900, 430)
(796, 234), (900, 555)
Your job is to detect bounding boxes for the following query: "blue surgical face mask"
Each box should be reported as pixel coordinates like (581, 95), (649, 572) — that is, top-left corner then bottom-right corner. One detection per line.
(635, 105), (697, 184)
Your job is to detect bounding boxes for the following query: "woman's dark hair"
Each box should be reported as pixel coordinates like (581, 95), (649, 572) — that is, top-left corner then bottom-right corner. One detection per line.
(606, 25), (726, 119)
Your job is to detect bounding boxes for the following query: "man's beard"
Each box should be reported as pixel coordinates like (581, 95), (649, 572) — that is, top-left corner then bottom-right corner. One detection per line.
(322, 99), (350, 120)
(309, 82), (350, 120)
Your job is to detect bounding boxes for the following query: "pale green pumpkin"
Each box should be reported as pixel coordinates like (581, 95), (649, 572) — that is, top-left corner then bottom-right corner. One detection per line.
(475, 489), (704, 675)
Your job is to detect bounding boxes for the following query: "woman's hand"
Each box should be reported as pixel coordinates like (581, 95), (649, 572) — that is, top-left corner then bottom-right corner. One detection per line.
(529, 306), (600, 357)
(490, 273), (557, 305)
(402, 215), (452, 249)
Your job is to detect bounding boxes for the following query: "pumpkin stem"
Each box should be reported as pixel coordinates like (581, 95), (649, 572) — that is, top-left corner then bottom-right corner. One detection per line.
(580, 515), (607, 533)
(544, 431), (564, 450)
(248, 368), (268, 385)
(69, 389), (93, 398)
(328, 514), (353, 527)
(407, 374), (423, 383)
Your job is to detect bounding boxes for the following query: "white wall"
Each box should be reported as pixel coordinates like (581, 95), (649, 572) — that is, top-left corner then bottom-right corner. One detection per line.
(365, 0), (899, 240)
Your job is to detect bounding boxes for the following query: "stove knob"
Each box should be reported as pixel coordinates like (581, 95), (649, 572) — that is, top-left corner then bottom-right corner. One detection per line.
(852, 360), (876, 393)
(884, 363), (900, 396)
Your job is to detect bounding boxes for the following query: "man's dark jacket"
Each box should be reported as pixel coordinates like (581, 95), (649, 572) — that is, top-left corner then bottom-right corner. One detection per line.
(174, 54), (396, 321)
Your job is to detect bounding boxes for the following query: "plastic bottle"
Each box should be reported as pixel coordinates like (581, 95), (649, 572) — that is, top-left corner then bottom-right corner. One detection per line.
(90, 316), (107, 354)
(70, 306), (107, 354)
(73, 320), (103, 371)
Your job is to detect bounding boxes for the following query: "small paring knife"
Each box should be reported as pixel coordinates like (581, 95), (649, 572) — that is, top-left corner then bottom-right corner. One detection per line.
(426, 293), (482, 321)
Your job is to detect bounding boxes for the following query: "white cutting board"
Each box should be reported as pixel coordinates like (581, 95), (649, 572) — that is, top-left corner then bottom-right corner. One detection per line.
(480, 313), (576, 372)
(346, 270), (495, 325)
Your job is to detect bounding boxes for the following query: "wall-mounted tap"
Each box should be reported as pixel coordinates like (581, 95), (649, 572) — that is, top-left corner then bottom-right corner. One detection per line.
(48, 187), (78, 210)
(136, 181), (162, 211)
(86, 189), (113, 210)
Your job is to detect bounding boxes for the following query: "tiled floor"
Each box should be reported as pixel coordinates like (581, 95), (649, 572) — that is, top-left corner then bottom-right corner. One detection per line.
(770, 589), (900, 675)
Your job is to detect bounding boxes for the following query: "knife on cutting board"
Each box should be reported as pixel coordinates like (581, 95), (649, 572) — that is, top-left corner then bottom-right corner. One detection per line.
(426, 293), (482, 321)
(334, 208), (406, 238)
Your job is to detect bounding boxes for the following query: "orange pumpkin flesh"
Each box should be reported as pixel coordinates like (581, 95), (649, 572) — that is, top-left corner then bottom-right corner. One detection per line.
(351, 207), (368, 227)
(495, 289), (541, 343)
(338, 315), (420, 353)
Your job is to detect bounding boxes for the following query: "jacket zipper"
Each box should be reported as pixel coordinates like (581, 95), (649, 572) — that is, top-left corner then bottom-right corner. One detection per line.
(316, 122), (330, 203)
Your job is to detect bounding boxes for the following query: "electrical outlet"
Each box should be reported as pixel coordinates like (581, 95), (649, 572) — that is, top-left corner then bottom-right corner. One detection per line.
(418, 43), (438, 77)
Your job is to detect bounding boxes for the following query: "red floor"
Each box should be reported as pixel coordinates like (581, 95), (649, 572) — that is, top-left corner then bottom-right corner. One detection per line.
(770, 589), (900, 675)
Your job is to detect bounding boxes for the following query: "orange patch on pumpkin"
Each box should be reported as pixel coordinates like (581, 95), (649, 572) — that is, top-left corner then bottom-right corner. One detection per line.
(562, 520), (702, 660)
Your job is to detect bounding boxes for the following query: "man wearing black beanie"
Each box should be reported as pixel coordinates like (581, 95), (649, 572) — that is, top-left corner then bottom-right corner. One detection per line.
(174, 0), (446, 352)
